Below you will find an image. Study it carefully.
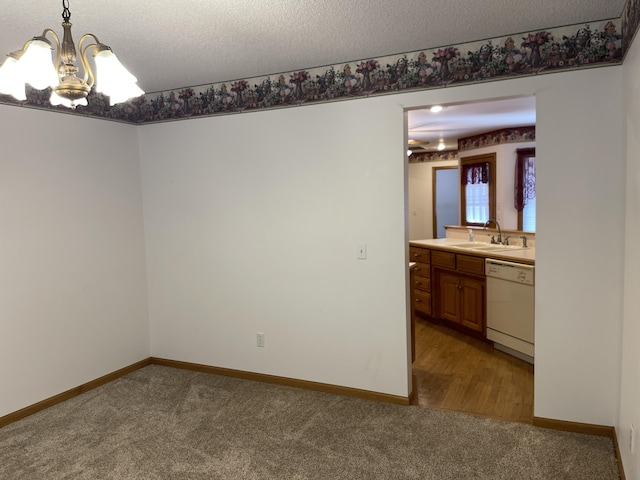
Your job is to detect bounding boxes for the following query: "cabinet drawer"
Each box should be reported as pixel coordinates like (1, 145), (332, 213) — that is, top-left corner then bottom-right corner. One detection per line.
(412, 262), (430, 278)
(413, 275), (431, 293)
(457, 254), (485, 275)
(432, 251), (456, 270)
(414, 290), (432, 315)
(410, 247), (430, 264)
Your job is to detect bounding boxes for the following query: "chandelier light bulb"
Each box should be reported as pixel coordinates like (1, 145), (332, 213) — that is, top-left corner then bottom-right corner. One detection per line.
(94, 49), (144, 106)
(0, 55), (26, 100)
(50, 90), (88, 108)
(17, 39), (58, 91)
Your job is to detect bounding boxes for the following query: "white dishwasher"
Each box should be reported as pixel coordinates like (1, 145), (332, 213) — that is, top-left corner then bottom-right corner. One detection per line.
(485, 258), (535, 364)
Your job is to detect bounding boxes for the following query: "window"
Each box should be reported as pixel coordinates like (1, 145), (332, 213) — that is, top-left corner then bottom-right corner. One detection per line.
(465, 182), (490, 223)
(515, 148), (536, 232)
(522, 197), (536, 232)
(460, 153), (496, 226)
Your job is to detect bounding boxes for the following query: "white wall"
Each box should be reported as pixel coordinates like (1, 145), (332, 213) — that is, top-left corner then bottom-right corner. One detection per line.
(0, 106), (150, 417)
(139, 66), (625, 424)
(533, 69), (624, 426)
(139, 99), (411, 396)
(619, 34), (640, 478)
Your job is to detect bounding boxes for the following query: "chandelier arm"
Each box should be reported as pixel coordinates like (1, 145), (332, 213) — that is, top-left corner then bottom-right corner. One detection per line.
(37, 29), (62, 78)
(78, 35), (99, 88)
(78, 33), (101, 47)
(39, 28), (60, 48)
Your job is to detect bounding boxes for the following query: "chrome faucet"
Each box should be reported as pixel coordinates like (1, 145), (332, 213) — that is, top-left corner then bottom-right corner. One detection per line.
(484, 218), (503, 244)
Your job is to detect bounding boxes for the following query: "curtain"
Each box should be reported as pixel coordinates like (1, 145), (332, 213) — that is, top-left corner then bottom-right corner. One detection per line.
(514, 148), (535, 211)
(461, 162), (490, 185)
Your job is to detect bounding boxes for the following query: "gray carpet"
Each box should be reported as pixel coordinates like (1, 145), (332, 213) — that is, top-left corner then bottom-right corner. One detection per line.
(0, 365), (619, 479)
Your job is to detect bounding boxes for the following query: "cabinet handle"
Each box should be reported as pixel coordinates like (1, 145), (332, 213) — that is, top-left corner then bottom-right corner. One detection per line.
(416, 299), (422, 303)
(415, 281), (422, 286)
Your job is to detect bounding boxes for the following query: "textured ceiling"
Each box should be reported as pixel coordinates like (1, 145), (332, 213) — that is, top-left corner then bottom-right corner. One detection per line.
(407, 97), (537, 152)
(0, 0), (626, 94)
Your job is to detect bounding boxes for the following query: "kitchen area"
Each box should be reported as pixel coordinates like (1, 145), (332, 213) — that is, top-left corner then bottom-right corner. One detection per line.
(407, 97), (537, 423)
(409, 228), (535, 423)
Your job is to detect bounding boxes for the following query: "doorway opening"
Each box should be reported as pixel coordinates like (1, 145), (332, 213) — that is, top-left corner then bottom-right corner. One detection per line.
(406, 96), (536, 423)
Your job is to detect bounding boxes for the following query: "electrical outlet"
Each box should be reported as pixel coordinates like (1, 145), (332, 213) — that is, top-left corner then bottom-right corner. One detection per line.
(256, 332), (265, 348)
(631, 424), (635, 453)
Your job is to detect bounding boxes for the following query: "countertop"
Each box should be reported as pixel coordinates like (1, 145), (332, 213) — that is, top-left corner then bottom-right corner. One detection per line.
(410, 238), (535, 265)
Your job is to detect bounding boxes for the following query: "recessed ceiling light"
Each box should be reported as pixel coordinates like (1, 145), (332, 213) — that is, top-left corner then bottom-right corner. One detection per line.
(430, 105), (444, 113)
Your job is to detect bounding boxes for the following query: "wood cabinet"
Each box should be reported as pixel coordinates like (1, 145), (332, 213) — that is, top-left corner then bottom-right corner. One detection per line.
(437, 270), (485, 332)
(410, 264), (416, 363)
(410, 244), (486, 336)
(410, 247), (431, 316)
(433, 253), (485, 334)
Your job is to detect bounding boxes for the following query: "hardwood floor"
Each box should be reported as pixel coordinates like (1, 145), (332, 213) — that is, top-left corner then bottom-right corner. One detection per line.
(411, 317), (534, 424)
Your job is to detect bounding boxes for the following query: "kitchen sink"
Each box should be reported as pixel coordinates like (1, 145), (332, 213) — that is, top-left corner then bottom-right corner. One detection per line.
(452, 242), (525, 252)
(472, 244), (523, 251)
(451, 242), (484, 248)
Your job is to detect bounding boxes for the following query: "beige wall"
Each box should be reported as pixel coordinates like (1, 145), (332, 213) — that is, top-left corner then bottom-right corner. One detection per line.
(0, 107), (150, 417)
(619, 29), (640, 480)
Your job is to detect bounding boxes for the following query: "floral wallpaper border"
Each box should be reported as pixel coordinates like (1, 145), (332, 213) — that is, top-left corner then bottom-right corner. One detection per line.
(458, 126), (536, 152)
(409, 150), (458, 164)
(0, 10), (634, 125)
(408, 126), (536, 163)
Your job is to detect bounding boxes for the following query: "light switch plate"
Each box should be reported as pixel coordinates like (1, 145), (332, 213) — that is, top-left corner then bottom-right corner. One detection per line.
(358, 244), (367, 260)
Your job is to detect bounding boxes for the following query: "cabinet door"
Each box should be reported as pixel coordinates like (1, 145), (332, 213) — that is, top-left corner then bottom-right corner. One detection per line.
(460, 277), (485, 332)
(439, 272), (460, 323)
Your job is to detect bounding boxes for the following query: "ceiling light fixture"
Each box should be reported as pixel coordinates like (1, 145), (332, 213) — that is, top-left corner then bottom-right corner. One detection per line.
(437, 141), (446, 151)
(407, 149), (413, 156)
(430, 105), (444, 113)
(0, 0), (144, 108)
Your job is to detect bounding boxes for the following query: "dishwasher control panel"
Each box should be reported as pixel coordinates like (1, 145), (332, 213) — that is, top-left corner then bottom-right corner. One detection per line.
(485, 259), (534, 285)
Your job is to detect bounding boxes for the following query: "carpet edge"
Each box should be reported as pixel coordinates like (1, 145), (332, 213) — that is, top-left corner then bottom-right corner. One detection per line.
(0, 358), (152, 429)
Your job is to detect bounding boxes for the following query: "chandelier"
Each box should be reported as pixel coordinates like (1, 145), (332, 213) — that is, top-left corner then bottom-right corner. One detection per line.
(0, 0), (144, 108)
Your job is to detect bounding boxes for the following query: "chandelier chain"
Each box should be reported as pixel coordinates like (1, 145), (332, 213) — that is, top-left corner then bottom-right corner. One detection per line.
(62, 0), (71, 22)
